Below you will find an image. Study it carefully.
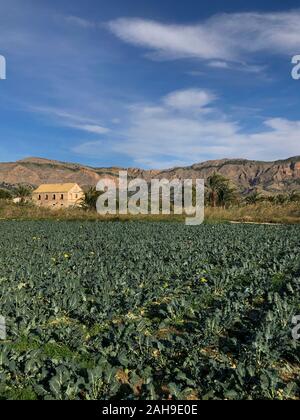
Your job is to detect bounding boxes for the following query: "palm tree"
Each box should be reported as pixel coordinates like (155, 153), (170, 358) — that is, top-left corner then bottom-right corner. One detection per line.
(81, 187), (100, 210)
(245, 191), (261, 205)
(14, 185), (32, 203)
(207, 173), (222, 207)
(206, 173), (235, 208)
(218, 183), (237, 208)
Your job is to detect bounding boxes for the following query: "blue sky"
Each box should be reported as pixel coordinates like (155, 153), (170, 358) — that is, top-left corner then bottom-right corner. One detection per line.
(0, 0), (300, 168)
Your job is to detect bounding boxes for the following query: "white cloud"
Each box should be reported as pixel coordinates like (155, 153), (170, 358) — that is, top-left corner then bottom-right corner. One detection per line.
(73, 141), (103, 156)
(206, 60), (267, 75)
(163, 88), (216, 110)
(207, 61), (230, 69)
(30, 106), (110, 135)
(108, 17), (227, 60)
(108, 10), (300, 64)
(71, 124), (110, 134)
(73, 88), (300, 168)
(65, 16), (95, 28)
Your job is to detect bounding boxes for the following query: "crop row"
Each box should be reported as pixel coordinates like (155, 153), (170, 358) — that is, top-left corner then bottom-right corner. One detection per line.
(0, 221), (299, 400)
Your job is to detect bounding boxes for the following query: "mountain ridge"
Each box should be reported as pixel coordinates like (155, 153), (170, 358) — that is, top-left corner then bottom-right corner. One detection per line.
(1, 155), (300, 194)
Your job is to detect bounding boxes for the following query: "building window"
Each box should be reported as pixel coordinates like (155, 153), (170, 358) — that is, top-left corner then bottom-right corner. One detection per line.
(38, 195), (41, 200)
(75, 194), (78, 199)
(60, 194), (64, 200)
(52, 194), (56, 200)
(45, 195), (49, 200)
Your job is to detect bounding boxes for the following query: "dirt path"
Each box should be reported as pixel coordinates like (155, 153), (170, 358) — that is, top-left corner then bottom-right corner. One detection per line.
(229, 221), (282, 226)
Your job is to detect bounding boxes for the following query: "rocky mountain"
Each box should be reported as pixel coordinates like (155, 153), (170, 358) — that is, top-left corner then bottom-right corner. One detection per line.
(0, 156), (300, 194)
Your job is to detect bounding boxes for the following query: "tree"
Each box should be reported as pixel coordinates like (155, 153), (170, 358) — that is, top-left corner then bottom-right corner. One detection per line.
(206, 173), (236, 208)
(245, 191), (261, 205)
(0, 189), (12, 200)
(81, 187), (100, 211)
(217, 183), (238, 208)
(207, 173), (223, 207)
(14, 185), (32, 203)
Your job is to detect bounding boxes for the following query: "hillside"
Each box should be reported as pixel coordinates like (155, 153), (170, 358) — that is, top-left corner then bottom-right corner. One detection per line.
(0, 156), (300, 194)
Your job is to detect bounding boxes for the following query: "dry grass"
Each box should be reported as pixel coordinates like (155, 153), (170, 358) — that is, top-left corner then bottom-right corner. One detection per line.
(205, 203), (300, 224)
(0, 200), (184, 223)
(0, 200), (299, 224)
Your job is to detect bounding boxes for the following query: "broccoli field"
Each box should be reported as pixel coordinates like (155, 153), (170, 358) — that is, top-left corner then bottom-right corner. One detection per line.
(0, 221), (299, 400)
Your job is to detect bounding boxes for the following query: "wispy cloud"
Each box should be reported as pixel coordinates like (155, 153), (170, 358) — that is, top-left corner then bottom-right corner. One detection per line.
(70, 124), (110, 134)
(30, 106), (110, 135)
(207, 60), (266, 74)
(65, 16), (96, 28)
(73, 88), (300, 168)
(207, 61), (230, 69)
(108, 11), (300, 65)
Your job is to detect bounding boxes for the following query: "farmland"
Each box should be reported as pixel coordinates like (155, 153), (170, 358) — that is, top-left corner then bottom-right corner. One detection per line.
(0, 221), (299, 400)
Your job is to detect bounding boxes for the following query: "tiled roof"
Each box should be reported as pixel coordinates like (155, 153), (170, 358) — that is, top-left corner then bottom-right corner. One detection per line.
(33, 183), (80, 193)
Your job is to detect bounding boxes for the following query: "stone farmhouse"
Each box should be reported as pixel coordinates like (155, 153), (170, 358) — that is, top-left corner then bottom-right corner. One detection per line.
(32, 183), (84, 208)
